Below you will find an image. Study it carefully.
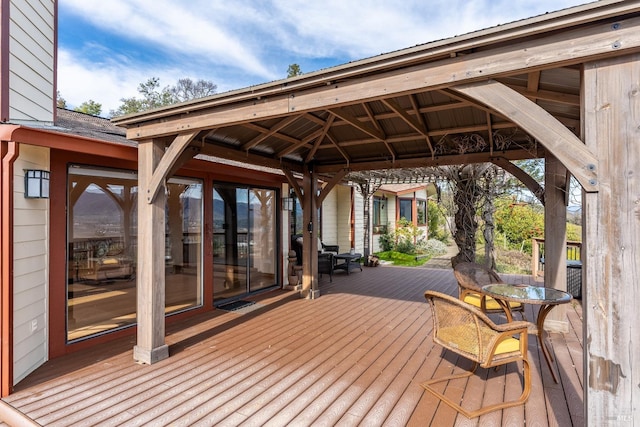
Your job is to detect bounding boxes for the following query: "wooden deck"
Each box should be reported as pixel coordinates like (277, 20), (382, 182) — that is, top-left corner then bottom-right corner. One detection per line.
(2, 266), (584, 426)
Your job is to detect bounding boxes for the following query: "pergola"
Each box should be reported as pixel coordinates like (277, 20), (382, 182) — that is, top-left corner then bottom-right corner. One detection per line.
(112, 1), (640, 422)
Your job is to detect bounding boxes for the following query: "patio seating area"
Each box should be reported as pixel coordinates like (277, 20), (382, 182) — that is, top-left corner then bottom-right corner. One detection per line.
(2, 266), (583, 426)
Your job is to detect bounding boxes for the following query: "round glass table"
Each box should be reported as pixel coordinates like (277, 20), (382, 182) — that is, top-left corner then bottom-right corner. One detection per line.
(482, 283), (572, 383)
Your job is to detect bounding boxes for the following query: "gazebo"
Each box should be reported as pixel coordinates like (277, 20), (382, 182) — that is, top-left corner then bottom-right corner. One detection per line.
(112, 1), (640, 422)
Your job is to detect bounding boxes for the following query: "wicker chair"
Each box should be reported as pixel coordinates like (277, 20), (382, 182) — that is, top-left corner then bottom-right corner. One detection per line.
(422, 291), (531, 418)
(453, 262), (526, 321)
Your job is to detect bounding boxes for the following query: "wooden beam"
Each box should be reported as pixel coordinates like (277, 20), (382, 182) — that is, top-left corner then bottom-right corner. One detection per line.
(543, 153), (568, 336)
(527, 71), (541, 92)
(510, 85), (581, 106)
(383, 97), (434, 156)
(325, 132), (351, 164)
(329, 107), (386, 141)
(277, 128), (322, 158)
(452, 79), (598, 192)
(134, 139), (169, 365)
(281, 167), (302, 201)
(362, 102), (396, 161)
(301, 165), (319, 299)
(243, 122), (301, 146)
(167, 146), (201, 179)
(382, 98), (428, 136)
(491, 157), (545, 205)
(314, 147), (541, 173)
(304, 116), (335, 163)
(583, 52), (640, 424)
(198, 142), (303, 174)
(240, 115), (300, 151)
(146, 131), (198, 204)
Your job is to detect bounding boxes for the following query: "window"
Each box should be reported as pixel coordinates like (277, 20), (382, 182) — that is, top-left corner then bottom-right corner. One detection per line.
(372, 196), (388, 233)
(399, 198), (413, 222)
(417, 199), (427, 225)
(67, 165), (203, 342)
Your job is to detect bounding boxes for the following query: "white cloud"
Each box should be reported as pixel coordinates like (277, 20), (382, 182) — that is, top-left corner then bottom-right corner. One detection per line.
(58, 49), (184, 116)
(57, 0), (592, 115)
(61, 0), (276, 80)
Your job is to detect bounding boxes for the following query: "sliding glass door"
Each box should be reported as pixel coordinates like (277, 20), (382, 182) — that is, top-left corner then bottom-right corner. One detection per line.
(67, 165), (203, 342)
(213, 184), (276, 302)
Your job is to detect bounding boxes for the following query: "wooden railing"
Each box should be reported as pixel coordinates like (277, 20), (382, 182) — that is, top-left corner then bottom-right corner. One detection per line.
(531, 237), (582, 278)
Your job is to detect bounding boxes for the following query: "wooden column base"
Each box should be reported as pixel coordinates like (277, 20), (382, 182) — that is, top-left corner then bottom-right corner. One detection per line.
(300, 289), (320, 299)
(133, 344), (169, 365)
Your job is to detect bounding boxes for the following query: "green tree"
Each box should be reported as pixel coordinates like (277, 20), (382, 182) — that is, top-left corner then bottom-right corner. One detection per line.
(427, 199), (446, 241)
(494, 197), (544, 254)
(56, 91), (67, 108)
(110, 77), (217, 117)
(170, 78), (217, 103)
(287, 63), (302, 77)
(74, 100), (102, 116)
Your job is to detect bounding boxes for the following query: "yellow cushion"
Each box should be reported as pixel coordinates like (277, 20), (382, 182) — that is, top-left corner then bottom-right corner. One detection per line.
(463, 293), (522, 310)
(495, 337), (521, 355)
(438, 325), (521, 356)
(101, 258), (119, 265)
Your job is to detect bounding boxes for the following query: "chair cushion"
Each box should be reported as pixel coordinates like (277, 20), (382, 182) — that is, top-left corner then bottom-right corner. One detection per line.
(438, 325), (521, 357)
(463, 293), (522, 310)
(495, 336), (521, 355)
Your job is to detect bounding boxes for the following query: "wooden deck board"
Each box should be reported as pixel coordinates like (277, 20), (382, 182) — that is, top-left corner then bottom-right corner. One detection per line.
(2, 266), (584, 426)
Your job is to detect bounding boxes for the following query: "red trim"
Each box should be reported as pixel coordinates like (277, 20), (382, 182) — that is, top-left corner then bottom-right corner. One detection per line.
(0, 0), (11, 121)
(1, 141), (17, 396)
(0, 126), (137, 161)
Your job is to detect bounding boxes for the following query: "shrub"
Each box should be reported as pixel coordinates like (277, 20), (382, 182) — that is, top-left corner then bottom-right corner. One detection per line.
(396, 239), (416, 254)
(420, 239), (448, 257)
(427, 200), (446, 240)
(378, 231), (395, 252)
(494, 199), (544, 254)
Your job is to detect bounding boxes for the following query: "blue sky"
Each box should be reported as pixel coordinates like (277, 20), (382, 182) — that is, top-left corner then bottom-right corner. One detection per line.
(58, 0), (591, 117)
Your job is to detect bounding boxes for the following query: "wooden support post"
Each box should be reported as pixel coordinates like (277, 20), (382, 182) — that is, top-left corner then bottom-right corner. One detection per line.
(543, 153), (568, 333)
(301, 165), (319, 299)
(583, 53), (640, 424)
(134, 140), (169, 364)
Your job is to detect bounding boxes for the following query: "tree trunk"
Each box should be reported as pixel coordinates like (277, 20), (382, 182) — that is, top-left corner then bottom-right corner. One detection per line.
(482, 179), (497, 270)
(451, 167), (482, 266)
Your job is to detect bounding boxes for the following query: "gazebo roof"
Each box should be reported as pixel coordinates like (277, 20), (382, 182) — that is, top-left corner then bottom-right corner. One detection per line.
(110, 1), (640, 192)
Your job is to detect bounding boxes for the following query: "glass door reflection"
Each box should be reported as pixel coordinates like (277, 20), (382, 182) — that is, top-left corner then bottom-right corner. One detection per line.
(213, 184), (277, 302)
(213, 185), (248, 301)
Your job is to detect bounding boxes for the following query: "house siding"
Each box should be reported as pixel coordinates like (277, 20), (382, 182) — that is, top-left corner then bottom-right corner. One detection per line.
(335, 185), (351, 251)
(8, 0), (54, 124)
(353, 190), (364, 254)
(13, 144), (49, 384)
(321, 188), (338, 246)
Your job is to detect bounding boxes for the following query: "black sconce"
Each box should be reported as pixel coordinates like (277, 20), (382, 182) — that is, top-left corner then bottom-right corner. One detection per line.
(24, 170), (50, 199)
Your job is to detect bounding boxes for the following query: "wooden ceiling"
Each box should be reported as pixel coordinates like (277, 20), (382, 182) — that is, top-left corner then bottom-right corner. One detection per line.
(112, 1), (640, 186)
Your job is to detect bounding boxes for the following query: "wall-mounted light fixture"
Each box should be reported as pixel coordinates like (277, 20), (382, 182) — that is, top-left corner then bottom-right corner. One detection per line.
(282, 196), (294, 211)
(24, 170), (50, 199)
